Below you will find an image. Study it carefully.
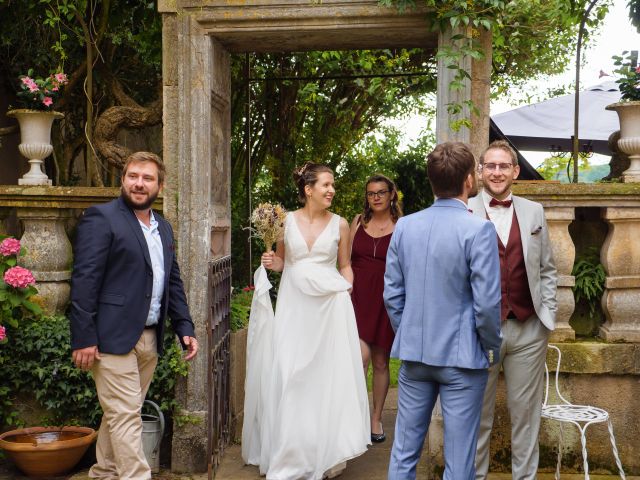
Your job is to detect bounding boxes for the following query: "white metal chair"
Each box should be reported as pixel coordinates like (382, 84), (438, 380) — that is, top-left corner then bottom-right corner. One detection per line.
(542, 344), (626, 479)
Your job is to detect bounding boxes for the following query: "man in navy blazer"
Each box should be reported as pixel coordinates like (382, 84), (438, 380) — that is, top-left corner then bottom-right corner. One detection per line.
(384, 142), (502, 480)
(70, 151), (197, 480)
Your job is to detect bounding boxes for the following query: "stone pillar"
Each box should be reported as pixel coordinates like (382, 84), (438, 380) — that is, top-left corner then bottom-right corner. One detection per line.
(164, 8), (231, 471)
(435, 26), (472, 145)
(15, 207), (72, 314)
(545, 207), (576, 341)
(470, 28), (492, 161)
(600, 207), (640, 341)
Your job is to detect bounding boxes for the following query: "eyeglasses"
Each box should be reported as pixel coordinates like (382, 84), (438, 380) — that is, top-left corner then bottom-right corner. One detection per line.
(366, 190), (390, 199)
(479, 162), (514, 172)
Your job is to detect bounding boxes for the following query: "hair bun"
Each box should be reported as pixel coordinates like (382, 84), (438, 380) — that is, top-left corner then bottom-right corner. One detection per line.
(292, 162), (312, 184)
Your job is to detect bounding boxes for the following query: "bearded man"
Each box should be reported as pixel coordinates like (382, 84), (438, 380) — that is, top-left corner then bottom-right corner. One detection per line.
(70, 151), (198, 480)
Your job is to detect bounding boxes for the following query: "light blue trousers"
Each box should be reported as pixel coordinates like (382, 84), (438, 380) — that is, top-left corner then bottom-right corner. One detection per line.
(388, 361), (488, 480)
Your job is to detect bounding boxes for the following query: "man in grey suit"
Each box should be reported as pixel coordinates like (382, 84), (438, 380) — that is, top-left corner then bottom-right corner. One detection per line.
(470, 140), (558, 480)
(384, 141), (502, 480)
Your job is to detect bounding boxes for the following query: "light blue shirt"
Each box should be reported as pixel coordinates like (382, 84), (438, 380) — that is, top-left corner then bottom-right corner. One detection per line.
(138, 211), (165, 326)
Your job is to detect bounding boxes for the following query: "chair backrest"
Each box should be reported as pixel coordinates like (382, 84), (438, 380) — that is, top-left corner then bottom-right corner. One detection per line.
(543, 344), (571, 406)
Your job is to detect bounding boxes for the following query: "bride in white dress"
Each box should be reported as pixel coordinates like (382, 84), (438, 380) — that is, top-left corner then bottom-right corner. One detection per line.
(242, 162), (370, 480)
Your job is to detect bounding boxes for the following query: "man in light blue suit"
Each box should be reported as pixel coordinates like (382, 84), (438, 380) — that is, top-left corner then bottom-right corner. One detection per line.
(384, 142), (502, 480)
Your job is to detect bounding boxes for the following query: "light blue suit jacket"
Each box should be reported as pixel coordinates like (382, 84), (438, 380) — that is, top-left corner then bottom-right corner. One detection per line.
(384, 198), (502, 369)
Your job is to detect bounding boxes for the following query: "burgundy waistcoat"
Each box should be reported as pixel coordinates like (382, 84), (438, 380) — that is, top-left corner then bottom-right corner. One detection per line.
(498, 211), (536, 322)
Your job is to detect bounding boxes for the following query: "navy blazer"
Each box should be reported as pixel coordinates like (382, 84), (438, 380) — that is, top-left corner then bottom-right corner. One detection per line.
(70, 196), (195, 355)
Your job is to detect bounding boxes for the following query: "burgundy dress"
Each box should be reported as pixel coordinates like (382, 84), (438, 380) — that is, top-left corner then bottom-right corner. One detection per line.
(350, 224), (395, 352)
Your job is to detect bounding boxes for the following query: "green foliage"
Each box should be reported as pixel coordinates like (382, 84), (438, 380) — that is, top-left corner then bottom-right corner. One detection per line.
(537, 155), (610, 183)
(366, 358), (401, 391)
(613, 50), (640, 101)
(627, 0), (640, 33)
(230, 49), (435, 285)
(0, 315), (188, 429)
(231, 288), (254, 332)
(0, 0), (163, 185)
(572, 248), (606, 315)
(381, 0), (611, 96)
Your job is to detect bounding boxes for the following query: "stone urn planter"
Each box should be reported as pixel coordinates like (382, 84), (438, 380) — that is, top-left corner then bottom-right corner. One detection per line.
(606, 101), (640, 182)
(5, 109), (64, 186)
(0, 426), (96, 478)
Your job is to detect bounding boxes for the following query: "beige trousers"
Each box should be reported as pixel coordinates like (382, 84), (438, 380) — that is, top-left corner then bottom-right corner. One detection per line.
(475, 317), (550, 480)
(89, 329), (158, 480)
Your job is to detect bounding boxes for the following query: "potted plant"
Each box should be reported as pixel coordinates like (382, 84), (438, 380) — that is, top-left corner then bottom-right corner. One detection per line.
(6, 70), (68, 186)
(606, 51), (640, 182)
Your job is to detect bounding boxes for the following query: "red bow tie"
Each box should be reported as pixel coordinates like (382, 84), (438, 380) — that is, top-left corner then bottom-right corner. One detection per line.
(489, 198), (512, 208)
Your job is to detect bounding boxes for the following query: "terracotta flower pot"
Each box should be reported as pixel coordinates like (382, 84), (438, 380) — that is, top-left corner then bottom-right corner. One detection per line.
(5, 109), (64, 186)
(0, 426), (97, 478)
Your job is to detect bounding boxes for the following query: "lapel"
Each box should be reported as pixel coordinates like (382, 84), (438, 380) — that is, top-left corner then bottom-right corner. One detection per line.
(468, 195), (486, 219)
(512, 195), (530, 264)
(118, 196), (152, 268)
(157, 215), (173, 284)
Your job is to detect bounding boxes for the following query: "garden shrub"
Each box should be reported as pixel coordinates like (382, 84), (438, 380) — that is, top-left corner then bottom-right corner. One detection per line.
(0, 315), (188, 429)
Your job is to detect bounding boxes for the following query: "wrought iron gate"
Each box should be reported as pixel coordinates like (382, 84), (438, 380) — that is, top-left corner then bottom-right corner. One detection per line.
(207, 255), (232, 477)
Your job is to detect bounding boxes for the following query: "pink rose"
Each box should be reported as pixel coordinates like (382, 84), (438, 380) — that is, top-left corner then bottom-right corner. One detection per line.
(0, 325), (5, 342)
(3, 266), (36, 289)
(42, 97), (53, 107)
(0, 238), (21, 257)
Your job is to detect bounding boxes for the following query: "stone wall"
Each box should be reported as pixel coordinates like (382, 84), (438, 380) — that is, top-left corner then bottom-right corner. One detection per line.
(487, 342), (640, 474)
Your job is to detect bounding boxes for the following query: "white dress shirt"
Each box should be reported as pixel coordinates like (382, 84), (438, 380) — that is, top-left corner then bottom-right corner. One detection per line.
(482, 189), (513, 247)
(138, 211), (165, 326)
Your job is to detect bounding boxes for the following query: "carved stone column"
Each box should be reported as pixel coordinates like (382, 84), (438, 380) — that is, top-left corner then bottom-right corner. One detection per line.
(600, 207), (640, 341)
(545, 207), (576, 341)
(16, 207), (72, 314)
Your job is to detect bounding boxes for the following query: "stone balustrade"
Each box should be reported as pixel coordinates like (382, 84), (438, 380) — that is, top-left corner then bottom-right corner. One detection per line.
(0, 186), (127, 314)
(513, 181), (640, 342)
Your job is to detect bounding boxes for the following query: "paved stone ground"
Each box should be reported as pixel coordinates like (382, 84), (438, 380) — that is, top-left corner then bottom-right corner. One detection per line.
(1, 388), (636, 479)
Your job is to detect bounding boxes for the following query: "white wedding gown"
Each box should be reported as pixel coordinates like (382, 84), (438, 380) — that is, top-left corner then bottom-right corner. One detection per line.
(242, 212), (370, 480)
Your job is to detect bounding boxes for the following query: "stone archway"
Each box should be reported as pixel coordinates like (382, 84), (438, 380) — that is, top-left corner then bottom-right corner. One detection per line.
(159, 0), (492, 472)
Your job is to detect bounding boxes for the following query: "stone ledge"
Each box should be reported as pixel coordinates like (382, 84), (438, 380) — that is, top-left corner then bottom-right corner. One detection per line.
(550, 341), (640, 375)
(0, 186), (162, 210)
(512, 182), (640, 207)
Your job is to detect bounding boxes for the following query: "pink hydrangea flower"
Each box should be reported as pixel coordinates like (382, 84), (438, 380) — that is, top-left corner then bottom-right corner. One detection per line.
(3, 266), (36, 289)
(0, 238), (21, 257)
(0, 325), (5, 341)
(42, 97), (53, 107)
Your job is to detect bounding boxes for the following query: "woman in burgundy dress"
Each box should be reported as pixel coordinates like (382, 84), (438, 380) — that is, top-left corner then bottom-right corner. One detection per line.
(350, 174), (402, 443)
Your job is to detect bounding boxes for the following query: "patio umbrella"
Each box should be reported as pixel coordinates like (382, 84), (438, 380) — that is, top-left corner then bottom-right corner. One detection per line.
(492, 81), (621, 155)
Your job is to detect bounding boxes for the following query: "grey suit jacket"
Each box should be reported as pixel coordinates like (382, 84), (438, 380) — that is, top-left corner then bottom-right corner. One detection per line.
(468, 193), (558, 331)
